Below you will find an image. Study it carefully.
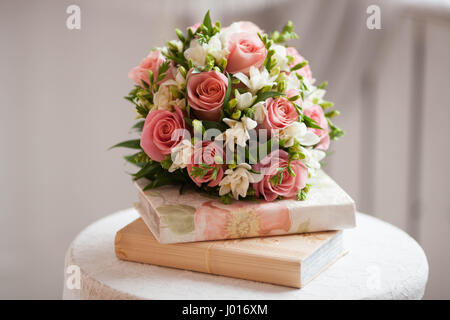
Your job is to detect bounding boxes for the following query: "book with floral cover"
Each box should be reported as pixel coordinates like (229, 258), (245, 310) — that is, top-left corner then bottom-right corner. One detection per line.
(136, 170), (354, 243)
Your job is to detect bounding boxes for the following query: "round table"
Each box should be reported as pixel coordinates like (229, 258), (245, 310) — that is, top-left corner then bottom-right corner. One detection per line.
(63, 209), (428, 300)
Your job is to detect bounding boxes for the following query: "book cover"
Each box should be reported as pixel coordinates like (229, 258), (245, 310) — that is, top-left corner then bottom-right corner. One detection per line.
(114, 215), (347, 288)
(135, 170), (356, 244)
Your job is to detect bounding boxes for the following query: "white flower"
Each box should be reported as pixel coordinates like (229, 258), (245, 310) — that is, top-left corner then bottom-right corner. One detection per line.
(207, 34), (229, 62)
(168, 39), (183, 52)
(303, 84), (326, 109)
(271, 44), (290, 72)
(153, 85), (172, 111)
(184, 39), (207, 67)
(252, 101), (266, 124)
(233, 66), (277, 93)
(235, 90), (256, 110)
(169, 139), (194, 172)
(278, 122), (320, 147)
(286, 71), (301, 92)
(164, 68), (186, 89)
(219, 163), (263, 200)
(153, 82), (186, 111)
(216, 116), (257, 150)
(299, 146), (326, 175)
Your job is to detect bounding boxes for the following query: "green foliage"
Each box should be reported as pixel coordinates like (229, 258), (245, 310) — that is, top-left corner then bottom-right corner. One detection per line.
(253, 91), (284, 105)
(264, 49), (277, 72)
(221, 73), (233, 117)
(302, 115), (323, 130)
(109, 139), (141, 150)
(269, 168), (285, 187)
(297, 184), (311, 201)
(131, 120), (145, 131)
(270, 21), (298, 43)
(327, 118), (345, 140)
(220, 193), (233, 204)
(291, 60), (308, 71)
(189, 164), (213, 179)
(124, 151), (151, 168)
(317, 81), (328, 89)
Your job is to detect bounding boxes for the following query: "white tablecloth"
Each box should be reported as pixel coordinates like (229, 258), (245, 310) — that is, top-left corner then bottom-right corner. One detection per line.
(63, 209), (428, 299)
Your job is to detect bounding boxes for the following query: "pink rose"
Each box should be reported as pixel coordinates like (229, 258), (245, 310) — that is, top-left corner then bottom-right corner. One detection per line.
(194, 200), (291, 241)
(140, 107), (185, 161)
(236, 21), (263, 34)
(226, 32), (266, 74)
(261, 97), (298, 132)
(253, 150), (308, 201)
(186, 70), (228, 121)
(128, 50), (172, 87)
(187, 141), (225, 187)
(303, 105), (329, 150)
(286, 47), (312, 81)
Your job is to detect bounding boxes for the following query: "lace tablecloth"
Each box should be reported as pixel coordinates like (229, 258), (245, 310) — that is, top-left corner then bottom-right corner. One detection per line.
(63, 209), (428, 299)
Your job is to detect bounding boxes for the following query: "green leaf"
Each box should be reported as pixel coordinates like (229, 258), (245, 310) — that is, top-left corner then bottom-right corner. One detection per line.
(253, 91), (284, 105)
(146, 176), (183, 189)
(325, 110), (340, 118)
(202, 10), (213, 33)
(124, 152), (150, 168)
(291, 60), (308, 71)
(317, 81), (328, 89)
(162, 51), (187, 67)
(303, 115), (323, 130)
(203, 120), (227, 132)
(157, 204), (196, 235)
(270, 20), (299, 43)
(175, 28), (185, 43)
(156, 60), (171, 82)
(109, 139), (141, 150)
(132, 120), (145, 131)
(133, 162), (161, 180)
(222, 73), (232, 117)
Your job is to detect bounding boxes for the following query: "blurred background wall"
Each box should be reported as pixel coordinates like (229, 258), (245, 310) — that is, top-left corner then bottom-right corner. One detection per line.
(1, 0), (449, 299)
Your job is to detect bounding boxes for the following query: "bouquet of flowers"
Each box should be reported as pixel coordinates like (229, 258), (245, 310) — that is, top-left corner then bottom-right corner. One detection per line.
(113, 11), (344, 204)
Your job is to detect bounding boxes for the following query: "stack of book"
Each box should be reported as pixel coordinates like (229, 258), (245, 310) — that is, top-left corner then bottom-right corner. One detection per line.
(114, 170), (355, 288)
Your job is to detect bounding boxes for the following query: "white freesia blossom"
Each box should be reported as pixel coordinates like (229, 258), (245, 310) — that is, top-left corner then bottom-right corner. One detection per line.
(279, 122), (320, 147)
(184, 36), (229, 67)
(219, 163), (263, 200)
(299, 146), (326, 176)
(153, 83), (186, 111)
(235, 90), (256, 110)
(168, 39), (183, 52)
(169, 139), (194, 172)
(252, 101), (266, 124)
(271, 44), (290, 71)
(285, 71), (301, 92)
(163, 69), (186, 89)
(303, 84), (326, 109)
(216, 116), (257, 150)
(153, 85), (172, 111)
(234, 66), (277, 93)
(184, 39), (207, 67)
(207, 34), (229, 62)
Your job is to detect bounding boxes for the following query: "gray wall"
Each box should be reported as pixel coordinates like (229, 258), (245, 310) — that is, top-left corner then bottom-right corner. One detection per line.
(1, 0), (449, 299)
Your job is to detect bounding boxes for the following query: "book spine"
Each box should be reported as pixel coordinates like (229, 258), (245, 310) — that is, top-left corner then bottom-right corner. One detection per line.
(114, 230), (302, 288)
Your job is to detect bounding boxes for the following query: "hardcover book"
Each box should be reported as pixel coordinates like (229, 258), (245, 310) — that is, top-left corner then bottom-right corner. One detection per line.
(135, 170), (355, 244)
(115, 215), (346, 288)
